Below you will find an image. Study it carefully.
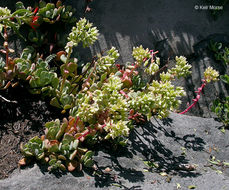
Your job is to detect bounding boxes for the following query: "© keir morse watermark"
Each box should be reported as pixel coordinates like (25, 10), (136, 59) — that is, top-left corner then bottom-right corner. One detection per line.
(194, 5), (224, 10)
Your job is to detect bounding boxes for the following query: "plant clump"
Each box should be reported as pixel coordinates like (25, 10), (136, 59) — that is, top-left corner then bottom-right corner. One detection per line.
(0, 1), (220, 172)
(209, 41), (229, 128)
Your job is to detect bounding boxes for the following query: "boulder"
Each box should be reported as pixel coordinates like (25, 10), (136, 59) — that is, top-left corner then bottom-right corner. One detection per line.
(1, 113), (229, 190)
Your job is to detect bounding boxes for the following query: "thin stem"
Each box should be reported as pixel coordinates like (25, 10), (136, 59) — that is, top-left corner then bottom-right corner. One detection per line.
(69, 57), (97, 94)
(179, 80), (207, 114)
(4, 26), (9, 68)
(0, 94), (17, 103)
(65, 46), (72, 67)
(77, 128), (91, 141)
(0, 16), (20, 22)
(60, 46), (72, 94)
(85, 61), (97, 83)
(59, 77), (66, 94)
(120, 90), (129, 99)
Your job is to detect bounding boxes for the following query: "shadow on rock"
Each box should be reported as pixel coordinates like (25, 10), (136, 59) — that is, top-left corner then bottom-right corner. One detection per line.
(129, 120), (203, 177)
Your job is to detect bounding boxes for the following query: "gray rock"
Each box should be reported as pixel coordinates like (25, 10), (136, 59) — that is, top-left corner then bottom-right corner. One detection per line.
(1, 113), (229, 190)
(71, 0), (229, 60)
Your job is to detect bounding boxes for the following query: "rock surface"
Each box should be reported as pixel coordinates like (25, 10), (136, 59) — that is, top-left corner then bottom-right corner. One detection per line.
(1, 113), (229, 190)
(72, 0), (229, 61)
(1, 0), (228, 60)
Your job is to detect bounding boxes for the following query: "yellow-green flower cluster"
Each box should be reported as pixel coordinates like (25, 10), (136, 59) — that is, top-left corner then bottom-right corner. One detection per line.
(108, 90), (128, 121)
(132, 45), (151, 63)
(96, 47), (120, 74)
(74, 75), (129, 128)
(67, 18), (99, 48)
(148, 81), (185, 118)
(0, 7), (11, 17)
(160, 72), (173, 82)
(103, 120), (129, 139)
(169, 56), (192, 78)
(144, 57), (160, 75)
(132, 45), (160, 75)
(102, 75), (122, 91)
(0, 7), (11, 32)
(204, 66), (219, 83)
(129, 91), (154, 119)
(129, 81), (186, 119)
(75, 93), (99, 123)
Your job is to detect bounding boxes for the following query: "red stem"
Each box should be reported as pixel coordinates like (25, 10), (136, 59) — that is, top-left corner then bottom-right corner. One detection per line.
(143, 50), (159, 62)
(73, 116), (80, 131)
(120, 90), (129, 99)
(128, 64), (138, 76)
(33, 7), (39, 14)
(77, 122), (109, 140)
(4, 26), (9, 68)
(101, 124), (106, 128)
(77, 128), (90, 140)
(179, 80), (207, 114)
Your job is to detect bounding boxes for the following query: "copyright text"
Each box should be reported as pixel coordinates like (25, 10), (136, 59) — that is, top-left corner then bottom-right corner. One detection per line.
(194, 5), (224, 10)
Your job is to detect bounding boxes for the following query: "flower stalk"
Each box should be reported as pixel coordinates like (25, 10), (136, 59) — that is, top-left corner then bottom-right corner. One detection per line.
(179, 79), (207, 114)
(179, 66), (219, 114)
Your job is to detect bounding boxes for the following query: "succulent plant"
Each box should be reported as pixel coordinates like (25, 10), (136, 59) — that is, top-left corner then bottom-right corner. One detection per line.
(132, 45), (151, 64)
(38, 1), (76, 24)
(28, 58), (59, 94)
(81, 150), (94, 168)
(67, 18), (99, 48)
(204, 66), (219, 83)
(0, 1), (217, 173)
(20, 116), (96, 171)
(169, 56), (192, 78)
(95, 47), (120, 74)
(20, 136), (44, 160)
(103, 120), (130, 140)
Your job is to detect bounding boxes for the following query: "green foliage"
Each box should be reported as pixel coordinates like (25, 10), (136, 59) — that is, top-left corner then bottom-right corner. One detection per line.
(209, 42), (229, 127)
(212, 97), (229, 127)
(21, 136), (44, 160)
(29, 59), (57, 87)
(37, 1), (76, 24)
(220, 74), (229, 84)
(21, 117), (95, 171)
(20, 41), (192, 171)
(28, 30), (45, 46)
(131, 75), (147, 91)
(209, 41), (229, 67)
(0, 2), (199, 173)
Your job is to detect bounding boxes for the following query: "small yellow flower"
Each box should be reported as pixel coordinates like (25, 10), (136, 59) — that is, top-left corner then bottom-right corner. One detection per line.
(204, 67), (219, 83)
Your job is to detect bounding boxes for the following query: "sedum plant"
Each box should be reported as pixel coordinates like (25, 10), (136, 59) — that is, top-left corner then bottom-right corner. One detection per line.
(20, 39), (194, 171)
(0, 1), (220, 173)
(67, 18), (99, 48)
